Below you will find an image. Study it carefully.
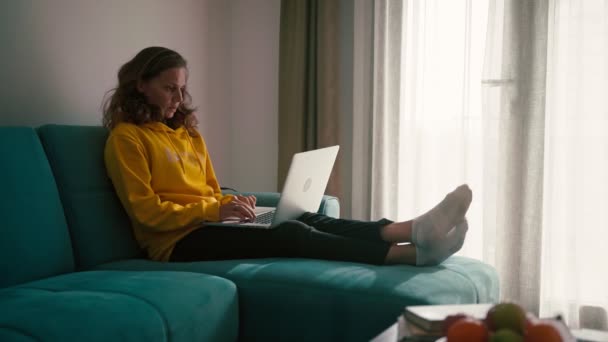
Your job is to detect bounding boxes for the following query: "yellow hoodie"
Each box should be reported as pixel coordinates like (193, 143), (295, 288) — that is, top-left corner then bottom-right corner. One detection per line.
(104, 122), (234, 261)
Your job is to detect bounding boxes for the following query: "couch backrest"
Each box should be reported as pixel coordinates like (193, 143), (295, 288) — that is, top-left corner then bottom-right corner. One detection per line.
(0, 127), (75, 288)
(37, 125), (143, 270)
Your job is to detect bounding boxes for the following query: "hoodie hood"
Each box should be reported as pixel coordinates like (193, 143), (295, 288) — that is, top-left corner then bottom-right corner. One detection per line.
(143, 121), (186, 134)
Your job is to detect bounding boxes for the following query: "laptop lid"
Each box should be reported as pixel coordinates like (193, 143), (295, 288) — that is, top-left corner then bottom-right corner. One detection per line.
(204, 145), (339, 228)
(270, 145), (339, 226)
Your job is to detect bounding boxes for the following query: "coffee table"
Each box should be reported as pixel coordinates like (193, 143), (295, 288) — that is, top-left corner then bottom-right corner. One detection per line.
(371, 316), (435, 342)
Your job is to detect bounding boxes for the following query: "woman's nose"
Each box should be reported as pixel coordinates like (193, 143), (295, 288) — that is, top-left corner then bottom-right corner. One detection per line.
(174, 90), (183, 103)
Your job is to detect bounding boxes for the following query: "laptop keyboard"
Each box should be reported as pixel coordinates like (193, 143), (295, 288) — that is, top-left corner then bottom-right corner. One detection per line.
(254, 210), (275, 224)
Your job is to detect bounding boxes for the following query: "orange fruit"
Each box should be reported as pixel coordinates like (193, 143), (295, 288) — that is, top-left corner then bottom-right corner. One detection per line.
(525, 321), (563, 342)
(447, 318), (489, 342)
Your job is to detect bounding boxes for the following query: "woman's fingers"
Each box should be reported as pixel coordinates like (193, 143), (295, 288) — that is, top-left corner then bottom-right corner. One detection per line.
(234, 196), (248, 207)
(219, 196), (259, 222)
(235, 195), (257, 210)
(235, 202), (255, 220)
(225, 199), (255, 221)
(248, 195), (257, 208)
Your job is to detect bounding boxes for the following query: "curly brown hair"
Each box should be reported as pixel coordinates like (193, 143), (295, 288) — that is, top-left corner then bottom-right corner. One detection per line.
(102, 47), (198, 135)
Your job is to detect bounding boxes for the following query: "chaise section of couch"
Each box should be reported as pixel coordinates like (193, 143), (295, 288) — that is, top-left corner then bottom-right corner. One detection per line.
(0, 271), (238, 341)
(0, 127), (239, 342)
(36, 124), (500, 342)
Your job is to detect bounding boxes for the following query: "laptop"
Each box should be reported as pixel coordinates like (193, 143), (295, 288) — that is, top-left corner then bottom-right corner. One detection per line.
(204, 145), (339, 228)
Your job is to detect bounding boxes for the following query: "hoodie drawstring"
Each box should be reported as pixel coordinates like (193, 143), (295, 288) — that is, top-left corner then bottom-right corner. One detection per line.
(163, 129), (186, 172)
(185, 133), (206, 175)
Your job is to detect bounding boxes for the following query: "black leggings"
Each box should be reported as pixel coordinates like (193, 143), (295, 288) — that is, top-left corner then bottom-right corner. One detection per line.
(170, 213), (394, 265)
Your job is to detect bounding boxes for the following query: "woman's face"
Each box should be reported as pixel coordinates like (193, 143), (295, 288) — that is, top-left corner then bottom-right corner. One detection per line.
(138, 67), (187, 119)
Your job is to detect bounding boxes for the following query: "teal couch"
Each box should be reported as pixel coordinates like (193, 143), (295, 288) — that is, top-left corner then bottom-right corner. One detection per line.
(0, 125), (499, 341)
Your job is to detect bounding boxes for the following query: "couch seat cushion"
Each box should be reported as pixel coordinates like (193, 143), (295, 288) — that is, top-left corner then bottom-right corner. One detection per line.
(97, 256), (498, 341)
(0, 271), (238, 342)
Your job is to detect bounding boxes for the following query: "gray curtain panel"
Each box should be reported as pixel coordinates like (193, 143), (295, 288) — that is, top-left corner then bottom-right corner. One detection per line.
(482, 0), (549, 314)
(278, 0), (342, 200)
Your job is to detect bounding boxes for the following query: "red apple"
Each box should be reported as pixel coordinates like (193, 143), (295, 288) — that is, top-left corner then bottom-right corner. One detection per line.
(442, 313), (469, 336)
(524, 321), (563, 342)
(447, 318), (489, 342)
(524, 312), (538, 334)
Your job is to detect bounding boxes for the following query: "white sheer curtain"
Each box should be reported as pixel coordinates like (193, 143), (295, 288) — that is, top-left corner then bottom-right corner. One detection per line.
(541, 0), (608, 328)
(366, 0), (608, 328)
(371, 0), (494, 272)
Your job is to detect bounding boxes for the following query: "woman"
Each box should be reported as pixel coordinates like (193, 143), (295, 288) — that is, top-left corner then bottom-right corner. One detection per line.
(103, 46), (471, 267)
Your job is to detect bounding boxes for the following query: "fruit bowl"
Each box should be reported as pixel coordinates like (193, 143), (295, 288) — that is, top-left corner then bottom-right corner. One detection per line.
(442, 302), (575, 342)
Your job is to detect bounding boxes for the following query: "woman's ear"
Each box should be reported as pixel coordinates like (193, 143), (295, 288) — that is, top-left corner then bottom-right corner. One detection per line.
(136, 80), (146, 93)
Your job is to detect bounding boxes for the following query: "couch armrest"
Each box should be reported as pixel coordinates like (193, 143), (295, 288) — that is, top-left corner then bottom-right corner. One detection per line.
(221, 190), (340, 218)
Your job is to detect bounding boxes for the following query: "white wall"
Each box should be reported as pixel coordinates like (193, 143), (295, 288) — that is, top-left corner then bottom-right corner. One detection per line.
(0, 0), (280, 191)
(228, 0), (280, 192)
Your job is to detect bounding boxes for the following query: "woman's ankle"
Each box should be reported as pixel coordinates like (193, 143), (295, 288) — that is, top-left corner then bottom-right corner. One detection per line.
(380, 221), (414, 243)
(384, 244), (417, 265)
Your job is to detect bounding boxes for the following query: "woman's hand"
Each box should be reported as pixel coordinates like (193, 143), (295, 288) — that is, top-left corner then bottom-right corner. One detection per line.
(235, 195), (257, 209)
(219, 196), (257, 222)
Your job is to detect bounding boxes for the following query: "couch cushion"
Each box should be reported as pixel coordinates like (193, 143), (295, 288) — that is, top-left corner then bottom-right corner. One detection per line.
(37, 125), (143, 269)
(97, 256), (499, 342)
(0, 127), (74, 288)
(0, 271), (238, 342)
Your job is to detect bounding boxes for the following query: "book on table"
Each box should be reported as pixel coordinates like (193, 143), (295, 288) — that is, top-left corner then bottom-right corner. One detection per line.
(402, 303), (494, 334)
(388, 315), (442, 342)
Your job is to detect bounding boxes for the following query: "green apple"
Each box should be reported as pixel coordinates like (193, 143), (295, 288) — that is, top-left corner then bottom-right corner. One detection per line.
(490, 329), (524, 342)
(485, 303), (527, 334)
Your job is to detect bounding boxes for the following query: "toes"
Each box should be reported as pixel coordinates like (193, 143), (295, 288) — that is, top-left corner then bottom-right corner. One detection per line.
(455, 185), (472, 203)
(452, 185), (473, 216)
